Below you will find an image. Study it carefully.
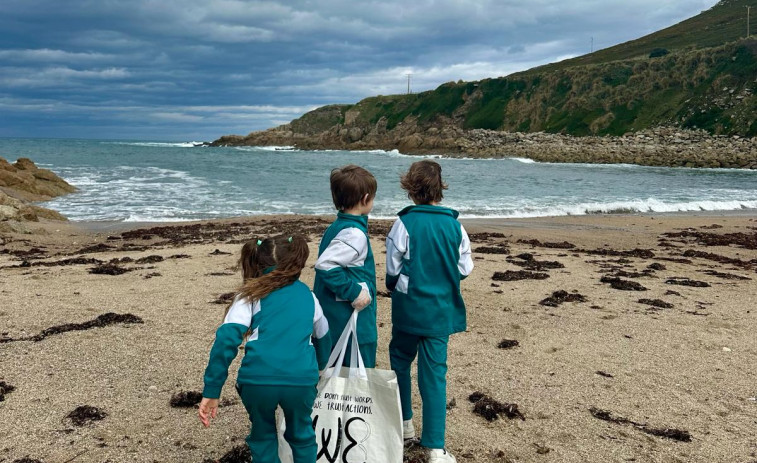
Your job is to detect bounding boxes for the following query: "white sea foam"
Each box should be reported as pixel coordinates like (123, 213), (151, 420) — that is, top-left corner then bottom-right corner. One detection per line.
(103, 141), (203, 148)
(452, 198), (757, 219)
(511, 157), (536, 164)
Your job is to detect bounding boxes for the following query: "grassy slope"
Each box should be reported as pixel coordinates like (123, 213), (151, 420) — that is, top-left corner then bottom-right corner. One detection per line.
(287, 0), (757, 137)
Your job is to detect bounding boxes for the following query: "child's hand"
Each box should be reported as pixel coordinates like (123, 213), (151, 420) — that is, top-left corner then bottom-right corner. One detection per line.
(351, 288), (372, 311)
(198, 397), (219, 428)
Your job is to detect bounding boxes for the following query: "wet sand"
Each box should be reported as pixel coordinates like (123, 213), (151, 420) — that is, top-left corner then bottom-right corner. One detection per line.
(1, 213), (756, 463)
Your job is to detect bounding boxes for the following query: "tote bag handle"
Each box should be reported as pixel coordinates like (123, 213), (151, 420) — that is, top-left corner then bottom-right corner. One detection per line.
(324, 310), (367, 379)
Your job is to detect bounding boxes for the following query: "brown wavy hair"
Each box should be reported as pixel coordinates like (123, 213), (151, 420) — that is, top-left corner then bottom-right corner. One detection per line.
(224, 235), (310, 324)
(400, 160), (448, 204)
(238, 234), (309, 302)
(330, 165), (377, 211)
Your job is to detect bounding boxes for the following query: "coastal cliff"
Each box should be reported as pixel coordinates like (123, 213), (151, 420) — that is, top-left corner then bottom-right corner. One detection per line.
(0, 157), (75, 230)
(212, 0), (757, 168)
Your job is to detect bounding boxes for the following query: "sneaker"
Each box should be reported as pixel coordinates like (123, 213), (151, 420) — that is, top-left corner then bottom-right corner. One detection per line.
(402, 419), (415, 440)
(428, 448), (457, 463)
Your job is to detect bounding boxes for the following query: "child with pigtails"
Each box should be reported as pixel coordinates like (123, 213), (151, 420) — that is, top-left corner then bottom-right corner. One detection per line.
(199, 235), (331, 463)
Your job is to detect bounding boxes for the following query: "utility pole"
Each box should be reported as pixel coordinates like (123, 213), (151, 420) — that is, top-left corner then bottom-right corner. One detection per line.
(591, 36), (594, 53)
(748, 6), (752, 38)
(406, 73), (412, 94)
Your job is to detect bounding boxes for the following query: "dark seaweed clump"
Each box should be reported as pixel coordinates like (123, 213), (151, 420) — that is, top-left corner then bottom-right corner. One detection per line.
(475, 246), (510, 255)
(498, 339), (519, 349)
(665, 278), (711, 288)
(700, 269), (751, 280)
(469, 392), (525, 421)
(468, 232), (507, 243)
(0, 313), (144, 344)
(663, 230), (757, 249)
(492, 270), (549, 281)
(600, 276), (648, 291)
(89, 263), (132, 275)
(595, 371), (614, 378)
(12, 459), (45, 463)
(539, 290), (587, 307)
(589, 407), (691, 442)
(169, 390), (203, 408)
(517, 239), (575, 249)
(0, 380), (16, 401)
(638, 299), (674, 309)
(682, 249), (755, 269)
(210, 249), (232, 255)
(66, 405), (107, 426)
(135, 255), (164, 264)
(202, 445), (251, 463)
(507, 253), (564, 270)
(403, 440), (429, 463)
(647, 263), (666, 271)
(578, 248), (655, 259)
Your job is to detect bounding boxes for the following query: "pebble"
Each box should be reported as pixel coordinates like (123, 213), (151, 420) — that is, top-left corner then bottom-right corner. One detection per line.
(722, 347), (732, 352)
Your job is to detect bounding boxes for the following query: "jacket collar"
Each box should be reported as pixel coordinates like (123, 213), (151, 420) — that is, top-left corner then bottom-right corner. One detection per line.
(337, 211), (369, 228)
(398, 204), (459, 219)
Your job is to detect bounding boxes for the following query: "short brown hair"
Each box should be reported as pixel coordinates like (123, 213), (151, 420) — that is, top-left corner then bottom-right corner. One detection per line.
(330, 165), (377, 211)
(400, 160), (448, 204)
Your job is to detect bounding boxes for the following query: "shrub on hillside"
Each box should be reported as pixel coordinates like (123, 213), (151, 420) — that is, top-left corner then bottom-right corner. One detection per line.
(649, 48), (670, 58)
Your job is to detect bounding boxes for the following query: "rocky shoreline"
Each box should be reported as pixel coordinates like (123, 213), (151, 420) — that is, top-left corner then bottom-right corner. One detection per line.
(0, 157), (75, 233)
(213, 125), (757, 169)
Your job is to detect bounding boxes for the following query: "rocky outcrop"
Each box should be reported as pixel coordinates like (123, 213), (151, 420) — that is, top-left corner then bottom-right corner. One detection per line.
(212, 125), (757, 169)
(0, 157), (76, 201)
(0, 157), (74, 226)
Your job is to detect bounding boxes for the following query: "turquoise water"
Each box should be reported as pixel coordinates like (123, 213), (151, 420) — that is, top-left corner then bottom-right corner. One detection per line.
(2, 138), (757, 222)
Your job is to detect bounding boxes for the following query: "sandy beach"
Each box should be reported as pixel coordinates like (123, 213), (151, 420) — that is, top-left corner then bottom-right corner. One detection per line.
(1, 213), (756, 463)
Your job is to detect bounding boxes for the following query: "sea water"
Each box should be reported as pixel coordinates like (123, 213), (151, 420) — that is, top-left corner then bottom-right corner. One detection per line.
(2, 138), (756, 222)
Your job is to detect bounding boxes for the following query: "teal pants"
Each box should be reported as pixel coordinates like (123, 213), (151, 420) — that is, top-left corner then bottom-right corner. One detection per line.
(389, 328), (449, 449)
(236, 384), (318, 463)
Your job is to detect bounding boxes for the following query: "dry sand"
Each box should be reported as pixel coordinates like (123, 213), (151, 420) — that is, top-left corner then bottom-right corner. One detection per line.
(1, 213), (756, 463)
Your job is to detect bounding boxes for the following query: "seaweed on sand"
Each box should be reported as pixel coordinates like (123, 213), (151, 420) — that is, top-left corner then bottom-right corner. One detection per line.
(492, 270), (549, 281)
(589, 407), (691, 442)
(539, 290), (587, 307)
(66, 405), (107, 426)
(600, 276), (648, 291)
(0, 313), (143, 344)
(202, 445), (251, 463)
(469, 392), (525, 421)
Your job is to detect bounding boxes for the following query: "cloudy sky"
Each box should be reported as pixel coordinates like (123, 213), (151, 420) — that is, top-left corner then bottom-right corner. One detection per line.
(0, 0), (716, 141)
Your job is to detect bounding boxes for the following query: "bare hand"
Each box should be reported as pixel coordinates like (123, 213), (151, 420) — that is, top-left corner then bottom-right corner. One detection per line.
(351, 288), (372, 311)
(198, 397), (219, 427)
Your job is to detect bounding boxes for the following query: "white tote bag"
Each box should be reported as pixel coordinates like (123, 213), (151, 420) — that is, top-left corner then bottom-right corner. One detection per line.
(279, 310), (404, 463)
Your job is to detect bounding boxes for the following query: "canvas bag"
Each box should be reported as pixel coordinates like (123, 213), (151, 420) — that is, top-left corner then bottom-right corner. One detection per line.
(278, 310), (403, 463)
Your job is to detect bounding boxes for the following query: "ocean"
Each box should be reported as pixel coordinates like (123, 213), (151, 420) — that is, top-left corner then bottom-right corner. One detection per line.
(2, 138), (757, 222)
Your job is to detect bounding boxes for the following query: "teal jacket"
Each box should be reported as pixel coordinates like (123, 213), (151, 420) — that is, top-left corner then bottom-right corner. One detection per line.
(314, 212), (377, 345)
(385, 205), (474, 337)
(202, 280), (331, 398)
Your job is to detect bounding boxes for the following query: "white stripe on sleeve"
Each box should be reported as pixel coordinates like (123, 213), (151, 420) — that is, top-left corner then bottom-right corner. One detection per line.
(315, 228), (368, 271)
(223, 297), (260, 327)
(312, 292), (329, 339)
(386, 219), (409, 277)
(458, 224), (474, 276)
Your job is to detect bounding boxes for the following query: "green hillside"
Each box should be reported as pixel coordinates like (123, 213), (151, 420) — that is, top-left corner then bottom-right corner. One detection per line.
(526, 0), (753, 74)
(227, 0), (757, 141)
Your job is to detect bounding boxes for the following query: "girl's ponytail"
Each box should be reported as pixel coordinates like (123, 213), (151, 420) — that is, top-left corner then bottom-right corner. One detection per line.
(237, 234), (309, 303)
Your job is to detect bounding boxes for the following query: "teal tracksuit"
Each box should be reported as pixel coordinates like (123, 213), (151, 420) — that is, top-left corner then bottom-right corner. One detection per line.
(314, 212), (377, 367)
(385, 204), (473, 449)
(203, 279), (331, 463)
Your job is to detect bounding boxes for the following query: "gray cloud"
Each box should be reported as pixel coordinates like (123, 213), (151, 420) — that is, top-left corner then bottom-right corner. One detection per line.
(0, 0), (717, 139)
